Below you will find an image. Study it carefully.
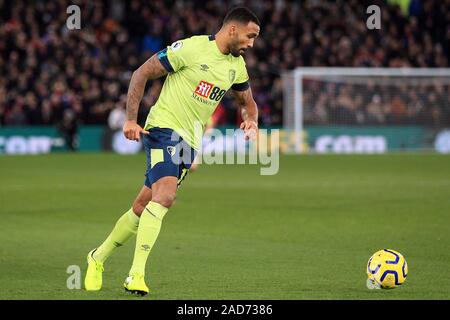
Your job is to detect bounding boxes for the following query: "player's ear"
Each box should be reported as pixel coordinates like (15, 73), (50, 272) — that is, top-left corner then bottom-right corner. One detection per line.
(229, 24), (237, 37)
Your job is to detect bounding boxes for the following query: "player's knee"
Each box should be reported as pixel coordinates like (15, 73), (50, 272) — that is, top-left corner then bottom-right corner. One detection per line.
(152, 192), (176, 208)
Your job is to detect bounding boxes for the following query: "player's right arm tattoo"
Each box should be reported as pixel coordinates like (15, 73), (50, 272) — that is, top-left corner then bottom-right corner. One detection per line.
(126, 54), (168, 121)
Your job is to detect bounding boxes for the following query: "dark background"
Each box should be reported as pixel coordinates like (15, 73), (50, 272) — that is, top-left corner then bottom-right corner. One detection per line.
(0, 0), (449, 129)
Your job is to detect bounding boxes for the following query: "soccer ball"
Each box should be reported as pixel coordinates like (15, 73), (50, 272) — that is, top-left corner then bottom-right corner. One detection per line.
(366, 249), (408, 289)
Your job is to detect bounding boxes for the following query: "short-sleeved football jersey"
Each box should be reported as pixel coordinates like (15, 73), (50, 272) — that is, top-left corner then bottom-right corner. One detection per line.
(144, 35), (249, 150)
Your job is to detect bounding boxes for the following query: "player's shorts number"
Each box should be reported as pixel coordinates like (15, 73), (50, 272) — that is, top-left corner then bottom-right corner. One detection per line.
(209, 87), (226, 101)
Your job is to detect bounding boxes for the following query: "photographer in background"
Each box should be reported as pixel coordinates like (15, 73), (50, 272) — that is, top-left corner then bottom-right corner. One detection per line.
(58, 109), (79, 151)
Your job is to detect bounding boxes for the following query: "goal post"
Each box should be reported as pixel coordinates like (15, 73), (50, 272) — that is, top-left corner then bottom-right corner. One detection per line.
(282, 68), (450, 154)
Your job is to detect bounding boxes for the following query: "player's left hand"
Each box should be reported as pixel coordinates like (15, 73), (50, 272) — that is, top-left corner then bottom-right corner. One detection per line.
(240, 120), (258, 141)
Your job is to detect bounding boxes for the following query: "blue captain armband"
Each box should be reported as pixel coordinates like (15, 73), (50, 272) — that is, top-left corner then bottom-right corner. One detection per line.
(157, 48), (174, 72)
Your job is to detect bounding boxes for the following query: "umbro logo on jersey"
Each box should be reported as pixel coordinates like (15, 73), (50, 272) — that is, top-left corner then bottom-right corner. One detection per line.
(200, 64), (209, 72)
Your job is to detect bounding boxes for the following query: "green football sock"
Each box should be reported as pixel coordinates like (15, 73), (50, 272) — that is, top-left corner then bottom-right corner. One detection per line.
(129, 201), (168, 276)
(93, 208), (140, 263)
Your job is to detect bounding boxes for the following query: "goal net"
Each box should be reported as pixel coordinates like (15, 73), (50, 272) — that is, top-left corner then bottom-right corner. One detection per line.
(282, 68), (450, 154)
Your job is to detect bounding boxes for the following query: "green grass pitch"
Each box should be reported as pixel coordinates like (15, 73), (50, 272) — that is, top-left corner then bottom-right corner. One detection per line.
(0, 153), (449, 300)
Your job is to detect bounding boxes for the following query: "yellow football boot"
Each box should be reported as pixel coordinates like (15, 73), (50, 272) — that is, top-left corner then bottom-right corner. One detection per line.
(84, 249), (104, 291)
(124, 273), (149, 296)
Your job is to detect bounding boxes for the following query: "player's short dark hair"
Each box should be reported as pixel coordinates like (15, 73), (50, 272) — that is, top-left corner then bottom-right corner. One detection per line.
(223, 7), (260, 26)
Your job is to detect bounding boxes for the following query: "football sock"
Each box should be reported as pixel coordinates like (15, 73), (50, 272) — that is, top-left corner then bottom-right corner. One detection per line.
(129, 201), (168, 276)
(93, 208), (140, 263)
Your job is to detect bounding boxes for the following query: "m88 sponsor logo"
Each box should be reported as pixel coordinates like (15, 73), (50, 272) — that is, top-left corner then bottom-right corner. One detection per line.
(194, 80), (226, 101)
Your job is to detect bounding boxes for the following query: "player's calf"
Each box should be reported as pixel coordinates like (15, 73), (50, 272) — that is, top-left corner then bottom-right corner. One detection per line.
(132, 186), (153, 216)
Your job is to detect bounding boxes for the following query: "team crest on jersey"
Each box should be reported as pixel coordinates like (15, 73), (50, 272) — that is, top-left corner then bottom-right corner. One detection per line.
(229, 69), (236, 83)
(167, 146), (176, 157)
(170, 41), (183, 51)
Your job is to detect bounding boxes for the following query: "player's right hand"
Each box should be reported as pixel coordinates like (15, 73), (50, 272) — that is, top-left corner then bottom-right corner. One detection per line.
(123, 120), (149, 142)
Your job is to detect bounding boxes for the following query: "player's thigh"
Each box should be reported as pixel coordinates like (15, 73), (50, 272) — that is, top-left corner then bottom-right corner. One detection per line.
(132, 185), (153, 215)
(151, 176), (178, 208)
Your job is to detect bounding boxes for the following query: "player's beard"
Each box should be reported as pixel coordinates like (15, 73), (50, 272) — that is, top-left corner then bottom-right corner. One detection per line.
(230, 39), (243, 57)
(230, 49), (240, 57)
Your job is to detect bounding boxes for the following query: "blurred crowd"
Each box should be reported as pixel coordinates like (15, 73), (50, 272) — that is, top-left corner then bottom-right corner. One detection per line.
(0, 0), (449, 129)
(303, 79), (450, 126)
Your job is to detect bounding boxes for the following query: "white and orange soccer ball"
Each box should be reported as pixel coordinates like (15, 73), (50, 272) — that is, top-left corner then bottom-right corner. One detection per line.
(366, 249), (408, 289)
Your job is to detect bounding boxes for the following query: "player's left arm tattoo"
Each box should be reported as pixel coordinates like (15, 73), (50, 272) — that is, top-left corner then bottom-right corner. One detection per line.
(232, 87), (258, 125)
(126, 54), (168, 122)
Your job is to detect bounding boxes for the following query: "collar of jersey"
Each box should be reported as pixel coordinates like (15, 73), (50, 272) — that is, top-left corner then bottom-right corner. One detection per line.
(208, 34), (230, 57)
